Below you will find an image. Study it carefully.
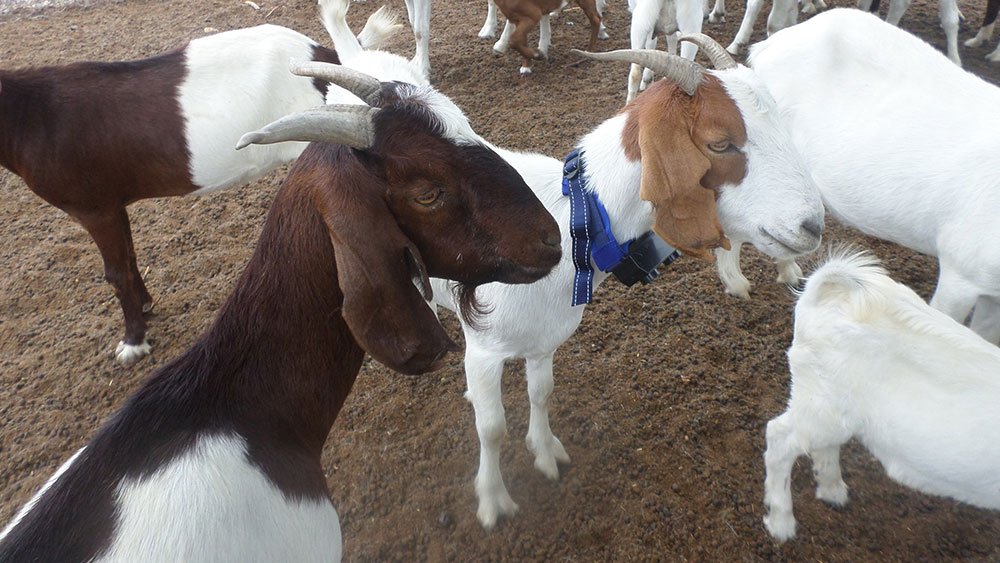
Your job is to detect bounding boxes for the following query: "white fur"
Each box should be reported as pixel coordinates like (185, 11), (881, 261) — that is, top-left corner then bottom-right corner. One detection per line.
(717, 10), (1000, 343)
(115, 339), (152, 365)
(432, 65), (824, 529)
(964, 2), (1000, 63)
(762, 250), (1000, 542)
(856, 0), (961, 65)
(97, 434), (341, 562)
(403, 0), (433, 78)
(625, 0), (704, 102)
(0, 448), (86, 543)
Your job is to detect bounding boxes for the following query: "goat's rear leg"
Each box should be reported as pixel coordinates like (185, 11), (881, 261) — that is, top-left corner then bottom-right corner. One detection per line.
(525, 353), (570, 480)
(509, 18), (543, 75)
(77, 208), (152, 364)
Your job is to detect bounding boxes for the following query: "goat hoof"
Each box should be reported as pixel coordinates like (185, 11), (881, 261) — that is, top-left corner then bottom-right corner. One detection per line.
(519, 66), (533, 76)
(116, 338), (151, 365)
(708, 12), (726, 23)
(726, 42), (747, 56)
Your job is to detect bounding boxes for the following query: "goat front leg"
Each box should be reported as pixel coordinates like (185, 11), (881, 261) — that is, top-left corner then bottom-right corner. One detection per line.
(709, 0), (727, 23)
(810, 445), (849, 506)
(493, 19), (514, 53)
(479, 0), (499, 38)
(525, 353), (570, 480)
(465, 347), (518, 529)
(775, 258), (803, 286)
(727, 0), (768, 54)
(509, 17), (543, 75)
(937, 0), (963, 65)
(762, 412), (802, 541)
(577, 0), (602, 52)
(966, 21), (995, 47)
(715, 244), (751, 299)
(77, 208), (152, 365)
(404, 0), (432, 78)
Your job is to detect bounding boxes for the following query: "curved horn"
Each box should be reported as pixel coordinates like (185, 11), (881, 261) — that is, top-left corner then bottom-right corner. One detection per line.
(236, 104), (379, 150)
(678, 33), (737, 70)
(570, 48), (703, 96)
(290, 59), (383, 105)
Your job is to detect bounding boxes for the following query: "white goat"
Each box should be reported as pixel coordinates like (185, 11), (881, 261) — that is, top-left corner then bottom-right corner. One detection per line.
(431, 38), (825, 529)
(478, 0), (611, 57)
(0, 3), (397, 365)
(716, 9), (1000, 344)
(964, 0), (1000, 63)
(856, 0), (961, 65)
(625, 0), (705, 102)
(763, 250), (1000, 542)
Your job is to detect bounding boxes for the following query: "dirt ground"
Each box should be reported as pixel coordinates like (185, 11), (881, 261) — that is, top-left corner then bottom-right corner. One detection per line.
(1, 0), (999, 561)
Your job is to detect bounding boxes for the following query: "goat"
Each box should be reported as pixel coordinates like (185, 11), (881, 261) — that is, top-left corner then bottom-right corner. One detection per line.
(402, 0), (434, 78)
(479, 0), (610, 57)
(0, 63), (561, 563)
(0, 4), (397, 364)
(762, 250), (1000, 542)
(857, 0), (961, 65)
(964, 0), (1000, 62)
(430, 36), (825, 529)
(725, 0), (827, 56)
(488, 0), (604, 74)
(625, 0), (705, 102)
(717, 9), (1000, 344)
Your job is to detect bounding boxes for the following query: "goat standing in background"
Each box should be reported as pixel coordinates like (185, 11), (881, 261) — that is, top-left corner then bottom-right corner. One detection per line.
(0, 4), (395, 364)
(625, 0), (705, 102)
(964, 0), (1000, 62)
(763, 250), (1000, 542)
(490, 0), (604, 74)
(0, 64), (561, 563)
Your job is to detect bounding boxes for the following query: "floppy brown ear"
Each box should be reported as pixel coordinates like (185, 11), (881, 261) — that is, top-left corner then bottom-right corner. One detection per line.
(313, 172), (459, 375)
(636, 101), (730, 262)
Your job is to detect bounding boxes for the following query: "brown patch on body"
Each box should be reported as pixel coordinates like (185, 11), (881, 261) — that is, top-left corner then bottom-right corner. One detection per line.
(621, 75), (748, 261)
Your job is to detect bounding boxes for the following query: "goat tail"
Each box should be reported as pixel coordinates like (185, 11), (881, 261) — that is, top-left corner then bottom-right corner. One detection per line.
(798, 245), (891, 319)
(357, 6), (403, 51)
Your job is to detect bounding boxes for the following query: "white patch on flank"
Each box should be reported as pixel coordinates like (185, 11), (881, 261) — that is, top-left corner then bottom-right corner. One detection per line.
(97, 433), (341, 563)
(0, 447), (87, 542)
(180, 25), (323, 194)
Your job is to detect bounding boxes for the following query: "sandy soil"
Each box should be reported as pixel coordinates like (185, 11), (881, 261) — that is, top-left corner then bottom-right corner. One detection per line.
(2, 0), (999, 561)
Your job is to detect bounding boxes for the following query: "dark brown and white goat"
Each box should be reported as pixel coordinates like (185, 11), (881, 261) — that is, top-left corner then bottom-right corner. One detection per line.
(0, 65), (560, 562)
(492, 0), (603, 74)
(0, 6), (396, 365)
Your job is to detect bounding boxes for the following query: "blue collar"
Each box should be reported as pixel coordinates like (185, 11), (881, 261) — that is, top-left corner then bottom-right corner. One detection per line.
(562, 148), (680, 306)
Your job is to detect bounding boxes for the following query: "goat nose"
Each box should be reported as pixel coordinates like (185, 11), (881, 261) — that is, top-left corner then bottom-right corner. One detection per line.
(542, 232), (561, 248)
(801, 218), (824, 239)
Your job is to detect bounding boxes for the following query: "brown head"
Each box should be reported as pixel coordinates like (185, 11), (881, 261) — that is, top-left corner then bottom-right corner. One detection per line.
(573, 39), (749, 261)
(237, 63), (561, 374)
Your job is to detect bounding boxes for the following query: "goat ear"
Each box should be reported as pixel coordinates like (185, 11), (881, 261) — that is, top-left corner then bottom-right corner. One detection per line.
(314, 181), (458, 375)
(637, 110), (730, 262)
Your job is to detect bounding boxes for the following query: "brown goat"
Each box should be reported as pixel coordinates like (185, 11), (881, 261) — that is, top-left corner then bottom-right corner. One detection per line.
(494, 0), (602, 74)
(0, 65), (560, 562)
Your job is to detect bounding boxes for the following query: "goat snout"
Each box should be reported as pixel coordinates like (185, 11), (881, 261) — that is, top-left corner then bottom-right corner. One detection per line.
(801, 217), (824, 240)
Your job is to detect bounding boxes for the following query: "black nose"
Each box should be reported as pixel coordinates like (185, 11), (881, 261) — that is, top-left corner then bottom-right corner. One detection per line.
(801, 218), (824, 239)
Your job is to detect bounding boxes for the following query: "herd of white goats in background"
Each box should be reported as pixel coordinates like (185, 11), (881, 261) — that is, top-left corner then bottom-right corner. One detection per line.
(1, 0), (1000, 559)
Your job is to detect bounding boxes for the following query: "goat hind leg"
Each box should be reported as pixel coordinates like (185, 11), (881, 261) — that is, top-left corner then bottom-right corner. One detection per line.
(763, 412), (803, 542)
(525, 353), (570, 481)
(465, 348), (518, 529)
(811, 446), (848, 506)
(479, 0), (499, 39)
(77, 208), (152, 364)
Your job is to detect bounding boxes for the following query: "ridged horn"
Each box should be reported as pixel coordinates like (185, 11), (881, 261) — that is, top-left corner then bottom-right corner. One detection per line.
(290, 59), (382, 105)
(236, 104), (379, 150)
(570, 48), (703, 96)
(679, 33), (737, 70)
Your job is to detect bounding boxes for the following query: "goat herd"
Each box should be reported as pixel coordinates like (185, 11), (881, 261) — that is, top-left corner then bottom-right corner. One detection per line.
(1, 0), (1000, 560)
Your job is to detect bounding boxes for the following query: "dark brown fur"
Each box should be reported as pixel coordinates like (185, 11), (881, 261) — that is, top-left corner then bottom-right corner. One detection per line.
(620, 75), (748, 261)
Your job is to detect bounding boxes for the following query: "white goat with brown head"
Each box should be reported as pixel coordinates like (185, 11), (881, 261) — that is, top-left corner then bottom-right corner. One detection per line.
(431, 35), (824, 529)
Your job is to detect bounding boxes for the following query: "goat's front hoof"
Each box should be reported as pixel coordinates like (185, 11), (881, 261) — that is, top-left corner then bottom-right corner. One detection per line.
(477, 491), (519, 530)
(116, 338), (151, 365)
(519, 66), (533, 76)
(527, 434), (571, 480)
(763, 511), (797, 542)
(492, 40), (509, 53)
(708, 11), (726, 23)
(726, 41), (747, 56)
(816, 481), (849, 506)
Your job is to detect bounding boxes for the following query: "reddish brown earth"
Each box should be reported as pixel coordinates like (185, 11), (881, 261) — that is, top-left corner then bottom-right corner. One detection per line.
(2, 0), (999, 561)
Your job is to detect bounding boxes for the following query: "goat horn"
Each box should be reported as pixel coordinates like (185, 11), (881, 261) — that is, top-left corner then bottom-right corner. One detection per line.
(570, 48), (703, 96)
(235, 104), (379, 150)
(678, 33), (737, 70)
(290, 59), (382, 106)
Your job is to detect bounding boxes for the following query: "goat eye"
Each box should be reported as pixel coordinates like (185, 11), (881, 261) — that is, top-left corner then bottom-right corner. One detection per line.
(708, 141), (732, 153)
(415, 189), (441, 206)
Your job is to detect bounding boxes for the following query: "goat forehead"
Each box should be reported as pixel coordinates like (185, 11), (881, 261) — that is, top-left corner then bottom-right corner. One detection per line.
(693, 77), (747, 144)
(393, 83), (483, 146)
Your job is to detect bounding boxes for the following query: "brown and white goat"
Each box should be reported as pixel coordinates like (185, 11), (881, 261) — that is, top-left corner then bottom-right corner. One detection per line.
(0, 7), (396, 365)
(0, 64), (560, 563)
(492, 0), (603, 74)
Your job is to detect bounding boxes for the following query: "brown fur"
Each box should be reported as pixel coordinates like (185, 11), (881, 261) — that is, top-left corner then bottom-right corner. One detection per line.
(494, 0), (602, 72)
(620, 75), (748, 261)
